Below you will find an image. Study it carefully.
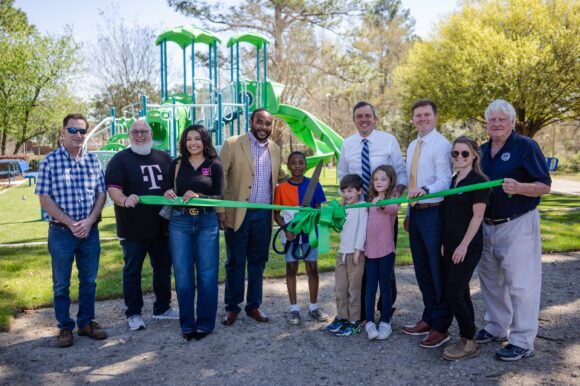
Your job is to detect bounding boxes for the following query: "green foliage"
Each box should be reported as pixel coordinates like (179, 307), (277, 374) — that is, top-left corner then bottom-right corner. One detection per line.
(394, 0), (580, 138)
(0, 2), (80, 155)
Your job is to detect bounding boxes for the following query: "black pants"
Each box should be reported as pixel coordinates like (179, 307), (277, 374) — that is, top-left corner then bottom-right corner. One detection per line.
(360, 217), (398, 321)
(443, 245), (482, 339)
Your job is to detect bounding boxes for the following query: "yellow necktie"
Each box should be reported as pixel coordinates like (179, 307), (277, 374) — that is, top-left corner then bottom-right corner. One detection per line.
(409, 139), (423, 206)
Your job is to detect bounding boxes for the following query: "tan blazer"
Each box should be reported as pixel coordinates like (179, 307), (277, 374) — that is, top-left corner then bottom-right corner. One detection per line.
(220, 133), (287, 231)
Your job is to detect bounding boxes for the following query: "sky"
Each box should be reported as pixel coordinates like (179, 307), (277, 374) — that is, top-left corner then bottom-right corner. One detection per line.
(13, 0), (460, 99)
(14, 0), (460, 42)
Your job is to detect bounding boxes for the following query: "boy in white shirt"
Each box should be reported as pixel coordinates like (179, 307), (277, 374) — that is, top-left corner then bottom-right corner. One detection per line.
(326, 174), (368, 336)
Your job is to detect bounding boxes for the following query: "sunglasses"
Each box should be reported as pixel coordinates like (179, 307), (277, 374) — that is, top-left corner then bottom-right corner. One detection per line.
(451, 150), (471, 159)
(66, 127), (88, 135)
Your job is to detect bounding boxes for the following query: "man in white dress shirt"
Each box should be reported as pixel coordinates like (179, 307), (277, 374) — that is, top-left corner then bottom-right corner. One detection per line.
(337, 101), (407, 322)
(402, 99), (453, 349)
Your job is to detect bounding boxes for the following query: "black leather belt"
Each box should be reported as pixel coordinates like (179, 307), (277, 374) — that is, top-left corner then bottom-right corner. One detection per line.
(484, 211), (528, 226)
(174, 206), (215, 216)
(49, 221), (69, 229)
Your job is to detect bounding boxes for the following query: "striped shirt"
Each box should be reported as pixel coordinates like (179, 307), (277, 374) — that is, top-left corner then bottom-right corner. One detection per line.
(248, 131), (272, 204)
(35, 146), (105, 221)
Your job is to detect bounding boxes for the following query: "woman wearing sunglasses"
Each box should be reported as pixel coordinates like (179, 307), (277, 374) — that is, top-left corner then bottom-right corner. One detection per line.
(440, 136), (489, 361)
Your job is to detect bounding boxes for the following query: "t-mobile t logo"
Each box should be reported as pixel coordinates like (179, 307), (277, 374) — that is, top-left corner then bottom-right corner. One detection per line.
(140, 165), (163, 190)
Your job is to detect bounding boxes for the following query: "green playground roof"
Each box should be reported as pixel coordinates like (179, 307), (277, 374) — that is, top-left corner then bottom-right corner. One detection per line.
(226, 32), (270, 49)
(155, 26), (221, 48)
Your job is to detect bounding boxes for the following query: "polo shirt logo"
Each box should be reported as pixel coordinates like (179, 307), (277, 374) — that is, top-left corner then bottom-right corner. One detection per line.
(501, 153), (511, 162)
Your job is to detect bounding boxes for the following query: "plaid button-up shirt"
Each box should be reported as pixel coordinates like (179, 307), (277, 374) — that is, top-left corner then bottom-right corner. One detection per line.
(35, 146), (105, 221)
(248, 132), (272, 204)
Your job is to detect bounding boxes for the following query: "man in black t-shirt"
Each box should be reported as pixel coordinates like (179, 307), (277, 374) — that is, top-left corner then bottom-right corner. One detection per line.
(105, 119), (178, 331)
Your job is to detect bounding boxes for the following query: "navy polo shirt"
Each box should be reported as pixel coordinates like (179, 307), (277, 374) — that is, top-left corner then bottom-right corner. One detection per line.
(480, 131), (551, 220)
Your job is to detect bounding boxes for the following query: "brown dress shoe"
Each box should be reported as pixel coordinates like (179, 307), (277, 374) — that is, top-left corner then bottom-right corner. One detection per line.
(57, 328), (74, 348)
(420, 330), (450, 348)
(402, 320), (431, 336)
(77, 321), (107, 340)
(222, 311), (238, 326)
(246, 308), (269, 322)
(442, 338), (480, 361)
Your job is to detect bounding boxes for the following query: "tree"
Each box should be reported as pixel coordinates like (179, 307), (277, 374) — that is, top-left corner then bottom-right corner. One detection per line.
(0, 2), (79, 155)
(394, 0), (580, 138)
(88, 11), (160, 118)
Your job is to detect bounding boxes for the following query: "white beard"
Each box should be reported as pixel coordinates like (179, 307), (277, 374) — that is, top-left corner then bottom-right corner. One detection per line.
(130, 142), (153, 155)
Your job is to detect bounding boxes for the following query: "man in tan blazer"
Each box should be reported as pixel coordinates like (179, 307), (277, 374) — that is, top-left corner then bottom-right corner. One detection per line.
(219, 108), (287, 326)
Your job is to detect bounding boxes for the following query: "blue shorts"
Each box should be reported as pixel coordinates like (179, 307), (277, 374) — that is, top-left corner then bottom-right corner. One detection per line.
(284, 242), (318, 263)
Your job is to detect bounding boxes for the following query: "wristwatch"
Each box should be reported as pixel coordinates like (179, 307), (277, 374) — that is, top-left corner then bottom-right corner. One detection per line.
(421, 186), (430, 194)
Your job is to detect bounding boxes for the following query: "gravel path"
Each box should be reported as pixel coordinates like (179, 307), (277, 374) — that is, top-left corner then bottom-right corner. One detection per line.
(1, 253), (579, 386)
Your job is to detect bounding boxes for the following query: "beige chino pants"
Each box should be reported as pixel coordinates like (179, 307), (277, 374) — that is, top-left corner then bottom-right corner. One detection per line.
(335, 253), (365, 322)
(478, 209), (542, 350)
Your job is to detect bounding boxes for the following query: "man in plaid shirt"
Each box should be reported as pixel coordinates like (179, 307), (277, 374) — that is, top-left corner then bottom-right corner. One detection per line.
(36, 114), (107, 348)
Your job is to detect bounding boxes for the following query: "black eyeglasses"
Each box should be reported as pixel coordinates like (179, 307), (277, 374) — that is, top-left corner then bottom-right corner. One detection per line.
(130, 130), (151, 136)
(451, 150), (471, 159)
(67, 127), (88, 135)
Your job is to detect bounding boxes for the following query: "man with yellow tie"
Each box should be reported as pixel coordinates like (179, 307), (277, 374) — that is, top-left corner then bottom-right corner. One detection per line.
(402, 99), (453, 349)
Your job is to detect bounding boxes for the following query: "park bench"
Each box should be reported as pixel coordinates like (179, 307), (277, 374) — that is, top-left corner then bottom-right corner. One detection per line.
(0, 159), (20, 184)
(546, 157), (559, 172)
(17, 160), (38, 186)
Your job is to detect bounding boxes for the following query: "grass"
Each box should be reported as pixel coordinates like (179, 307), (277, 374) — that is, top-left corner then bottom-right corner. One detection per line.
(0, 170), (578, 331)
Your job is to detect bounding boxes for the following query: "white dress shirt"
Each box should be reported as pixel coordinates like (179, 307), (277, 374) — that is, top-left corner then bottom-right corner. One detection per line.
(338, 129), (407, 187)
(406, 129), (452, 203)
(339, 205), (368, 255)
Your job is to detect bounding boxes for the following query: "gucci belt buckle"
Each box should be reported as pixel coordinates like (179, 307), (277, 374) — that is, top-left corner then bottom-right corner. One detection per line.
(188, 208), (199, 216)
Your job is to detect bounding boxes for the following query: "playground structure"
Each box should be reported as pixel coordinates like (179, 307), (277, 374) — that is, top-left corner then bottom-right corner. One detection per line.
(83, 26), (344, 168)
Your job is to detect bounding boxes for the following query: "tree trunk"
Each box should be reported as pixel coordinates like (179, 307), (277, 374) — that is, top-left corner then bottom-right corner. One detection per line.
(1, 126), (6, 155)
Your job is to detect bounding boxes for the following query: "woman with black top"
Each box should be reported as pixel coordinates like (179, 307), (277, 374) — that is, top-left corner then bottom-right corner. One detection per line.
(163, 125), (224, 341)
(441, 136), (489, 361)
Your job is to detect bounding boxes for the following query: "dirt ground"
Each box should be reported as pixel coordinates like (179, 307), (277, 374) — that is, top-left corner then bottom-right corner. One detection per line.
(0, 252), (578, 386)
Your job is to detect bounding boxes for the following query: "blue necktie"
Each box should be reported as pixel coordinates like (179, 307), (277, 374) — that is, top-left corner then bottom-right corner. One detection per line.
(361, 139), (371, 196)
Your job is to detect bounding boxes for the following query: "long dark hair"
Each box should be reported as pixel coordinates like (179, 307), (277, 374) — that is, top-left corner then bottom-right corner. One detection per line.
(178, 125), (218, 160)
(452, 136), (488, 179)
(367, 165), (397, 201)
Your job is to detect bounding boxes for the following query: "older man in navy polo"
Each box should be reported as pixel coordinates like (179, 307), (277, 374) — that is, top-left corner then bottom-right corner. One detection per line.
(476, 99), (551, 361)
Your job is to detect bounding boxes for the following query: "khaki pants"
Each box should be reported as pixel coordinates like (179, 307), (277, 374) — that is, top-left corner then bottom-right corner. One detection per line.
(478, 209), (542, 350)
(335, 253), (365, 321)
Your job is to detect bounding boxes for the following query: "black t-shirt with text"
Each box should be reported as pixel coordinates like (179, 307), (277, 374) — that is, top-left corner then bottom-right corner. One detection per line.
(105, 148), (171, 240)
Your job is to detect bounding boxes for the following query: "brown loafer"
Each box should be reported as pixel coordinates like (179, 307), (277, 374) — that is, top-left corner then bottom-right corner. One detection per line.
(57, 328), (74, 348)
(77, 321), (107, 340)
(222, 311), (238, 326)
(420, 330), (450, 348)
(246, 308), (269, 323)
(402, 320), (431, 336)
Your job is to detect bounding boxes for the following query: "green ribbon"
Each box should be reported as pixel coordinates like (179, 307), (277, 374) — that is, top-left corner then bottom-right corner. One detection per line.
(139, 178), (503, 253)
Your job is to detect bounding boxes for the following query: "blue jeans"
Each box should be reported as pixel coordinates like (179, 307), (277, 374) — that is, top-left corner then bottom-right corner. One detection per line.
(224, 209), (272, 313)
(284, 242), (318, 262)
(365, 253), (395, 324)
(169, 211), (219, 333)
(120, 238), (172, 318)
(409, 206), (452, 332)
(48, 224), (100, 330)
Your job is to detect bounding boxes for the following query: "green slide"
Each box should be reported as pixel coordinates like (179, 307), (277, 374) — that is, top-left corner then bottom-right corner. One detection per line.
(274, 104), (344, 169)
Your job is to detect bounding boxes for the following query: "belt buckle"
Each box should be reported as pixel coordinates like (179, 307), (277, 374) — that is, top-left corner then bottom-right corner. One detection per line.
(189, 208), (199, 216)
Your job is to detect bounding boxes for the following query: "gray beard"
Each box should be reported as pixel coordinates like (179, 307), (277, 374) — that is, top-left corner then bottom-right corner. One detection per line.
(130, 142), (152, 155)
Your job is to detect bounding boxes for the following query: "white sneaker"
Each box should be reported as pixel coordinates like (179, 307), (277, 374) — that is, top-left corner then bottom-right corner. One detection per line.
(366, 321), (379, 340)
(152, 308), (180, 320)
(377, 322), (392, 340)
(128, 315), (146, 330)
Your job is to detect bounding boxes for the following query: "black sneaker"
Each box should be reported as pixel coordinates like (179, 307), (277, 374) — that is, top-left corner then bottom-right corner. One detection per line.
(496, 344), (534, 361)
(475, 329), (507, 344)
